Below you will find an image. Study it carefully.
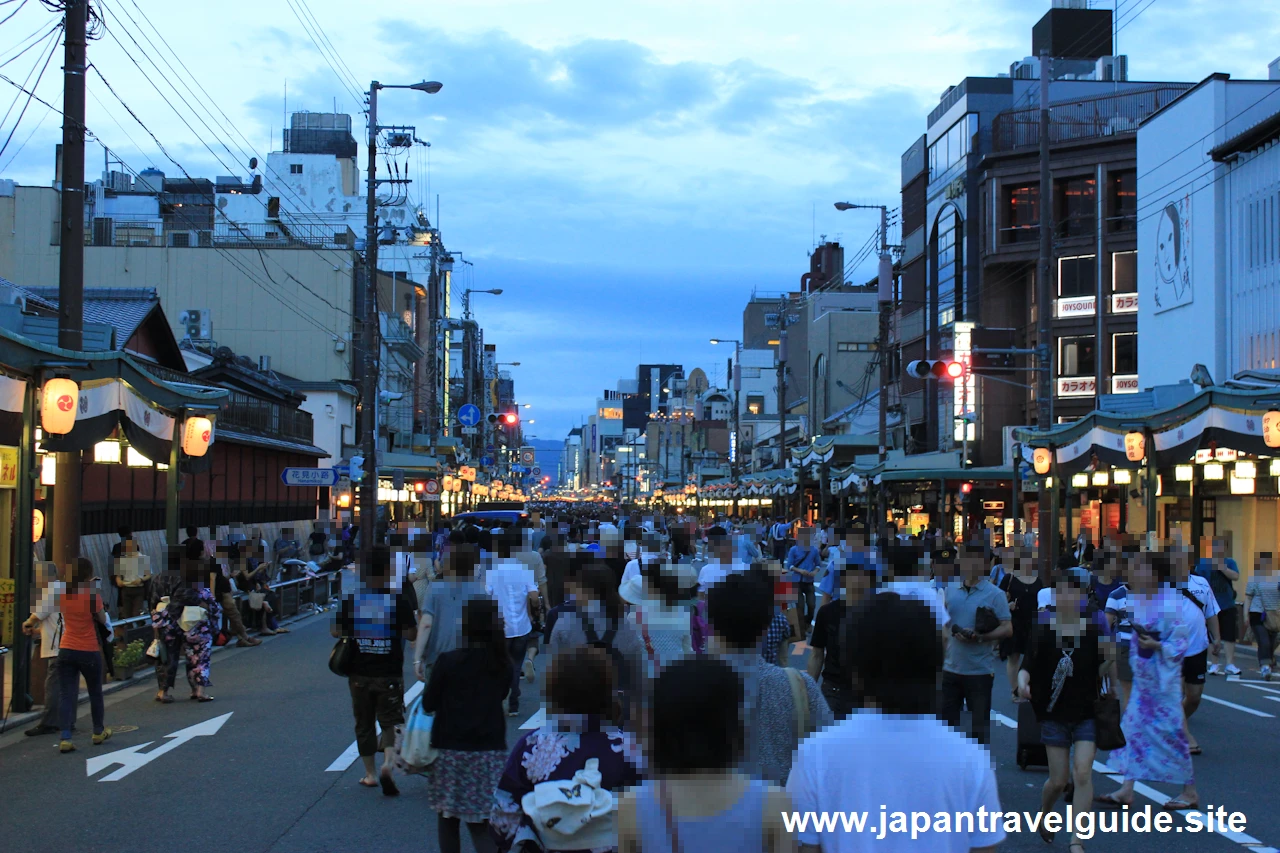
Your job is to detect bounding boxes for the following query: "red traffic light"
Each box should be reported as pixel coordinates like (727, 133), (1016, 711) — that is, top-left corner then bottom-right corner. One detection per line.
(501, 412), (518, 425)
(945, 361), (965, 379)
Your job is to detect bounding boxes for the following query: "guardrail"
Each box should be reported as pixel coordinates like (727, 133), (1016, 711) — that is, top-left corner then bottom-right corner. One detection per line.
(108, 571), (344, 654)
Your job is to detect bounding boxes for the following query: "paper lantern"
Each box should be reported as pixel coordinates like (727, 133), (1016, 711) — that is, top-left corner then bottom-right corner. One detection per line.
(1266, 411), (1280, 448)
(1124, 431), (1146, 462)
(1033, 447), (1052, 475)
(182, 416), (213, 457)
(41, 377), (79, 435)
(451, 480), (462, 492)
(32, 508), (44, 542)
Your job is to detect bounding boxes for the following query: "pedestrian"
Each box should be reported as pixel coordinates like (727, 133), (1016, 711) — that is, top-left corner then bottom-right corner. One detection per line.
(1245, 551), (1280, 680)
(1071, 532), (1094, 567)
(211, 544), (259, 647)
(706, 572), (832, 786)
(616, 656), (796, 853)
(20, 562), (66, 737)
(697, 525), (749, 594)
(784, 528), (820, 636)
(1018, 570), (1110, 852)
(1172, 543), (1220, 755)
(1197, 537), (1242, 676)
(769, 516), (790, 561)
(422, 597), (511, 853)
(619, 553), (698, 680)
(1097, 550), (1199, 811)
(333, 543), (418, 795)
(146, 553), (187, 704)
(55, 557), (112, 753)
(939, 541), (1013, 746)
(807, 557), (879, 718)
(1103, 549), (1136, 712)
(154, 559), (222, 703)
(492, 647), (643, 852)
(760, 564), (798, 667)
(112, 532), (151, 618)
(414, 542), (486, 687)
(879, 542), (950, 630)
(786, 592), (1006, 853)
(486, 529), (540, 717)
(999, 543), (1044, 703)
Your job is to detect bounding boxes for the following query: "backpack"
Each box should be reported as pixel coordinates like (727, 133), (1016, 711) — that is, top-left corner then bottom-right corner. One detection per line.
(581, 613), (635, 700)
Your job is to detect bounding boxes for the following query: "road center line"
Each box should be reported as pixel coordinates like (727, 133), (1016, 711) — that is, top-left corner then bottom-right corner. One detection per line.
(325, 681), (424, 772)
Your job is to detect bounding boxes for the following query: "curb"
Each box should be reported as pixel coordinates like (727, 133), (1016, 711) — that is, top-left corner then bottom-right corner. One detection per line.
(0, 604), (330, 737)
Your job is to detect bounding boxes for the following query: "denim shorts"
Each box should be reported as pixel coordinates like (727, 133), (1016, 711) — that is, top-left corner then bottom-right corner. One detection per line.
(1040, 718), (1096, 748)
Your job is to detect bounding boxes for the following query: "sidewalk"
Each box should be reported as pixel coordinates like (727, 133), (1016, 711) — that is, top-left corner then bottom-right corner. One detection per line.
(0, 600), (334, 737)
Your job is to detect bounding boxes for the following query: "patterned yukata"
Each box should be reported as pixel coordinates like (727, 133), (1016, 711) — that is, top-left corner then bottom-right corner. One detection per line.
(491, 715), (642, 853)
(153, 585), (222, 689)
(1107, 587), (1194, 786)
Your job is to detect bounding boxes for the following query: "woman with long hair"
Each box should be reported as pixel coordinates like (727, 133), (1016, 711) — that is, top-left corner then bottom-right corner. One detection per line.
(1019, 570), (1110, 853)
(55, 558), (111, 752)
(1097, 550), (1198, 811)
(422, 596), (511, 853)
(1001, 544), (1044, 703)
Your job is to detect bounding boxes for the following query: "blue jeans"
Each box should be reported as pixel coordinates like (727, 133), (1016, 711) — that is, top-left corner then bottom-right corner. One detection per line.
(58, 648), (105, 739)
(506, 633), (531, 710)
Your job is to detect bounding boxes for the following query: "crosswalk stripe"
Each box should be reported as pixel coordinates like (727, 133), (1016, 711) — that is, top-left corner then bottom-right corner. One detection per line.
(325, 681), (425, 772)
(1233, 682), (1280, 696)
(1200, 694), (1275, 718)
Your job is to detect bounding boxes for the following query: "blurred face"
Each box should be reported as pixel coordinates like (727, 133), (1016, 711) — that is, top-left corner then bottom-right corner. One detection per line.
(959, 552), (985, 583)
(843, 570), (873, 602)
(1055, 581), (1084, 615)
(1131, 555), (1157, 593)
(1212, 539), (1226, 559)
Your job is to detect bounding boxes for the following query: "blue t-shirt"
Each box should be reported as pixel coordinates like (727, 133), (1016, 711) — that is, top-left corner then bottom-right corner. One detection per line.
(1194, 558), (1239, 612)
(784, 545), (820, 583)
(817, 550), (880, 599)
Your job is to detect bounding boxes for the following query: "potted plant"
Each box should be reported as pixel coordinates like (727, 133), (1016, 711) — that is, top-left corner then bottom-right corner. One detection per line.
(112, 639), (148, 682)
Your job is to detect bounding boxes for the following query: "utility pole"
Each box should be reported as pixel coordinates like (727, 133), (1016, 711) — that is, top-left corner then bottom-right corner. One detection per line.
(53, 0), (88, 571)
(1036, 50), (1056, 575)
(775, 294), (792, 471)
(877, 205), (891, 541)
(359, 82), (382, 569)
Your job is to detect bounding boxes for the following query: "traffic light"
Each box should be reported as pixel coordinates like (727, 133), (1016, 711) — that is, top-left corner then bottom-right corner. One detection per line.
(487, 413), (498, 424)
(502, 412), (519, 427)
(349, 454), (364, 483)
(905, 359), (965, 380)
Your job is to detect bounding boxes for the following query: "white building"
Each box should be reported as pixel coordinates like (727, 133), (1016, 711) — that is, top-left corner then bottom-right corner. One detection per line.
(1137, 70), (1280, 388)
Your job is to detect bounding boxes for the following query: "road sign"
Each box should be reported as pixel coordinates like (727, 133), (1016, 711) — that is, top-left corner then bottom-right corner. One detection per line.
(423, 479), (440, 495)
(481, 456), (493, 467)
(332, 464), (350, 476)
(485, 444), (495, 452)
(461, 426), (478, 435)
(281, 468), (339, 487)
(531, 467), (541, 476)
(457, 403), (482, 427)
(87, 713), (232, 781)
(520, 447), (536, 466)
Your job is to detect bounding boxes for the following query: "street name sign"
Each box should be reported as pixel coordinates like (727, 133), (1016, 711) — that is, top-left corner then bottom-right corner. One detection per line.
(281, 468), (339, 487)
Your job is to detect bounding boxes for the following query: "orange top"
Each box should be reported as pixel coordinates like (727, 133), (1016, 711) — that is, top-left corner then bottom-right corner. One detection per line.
(59, 590), (102, 653)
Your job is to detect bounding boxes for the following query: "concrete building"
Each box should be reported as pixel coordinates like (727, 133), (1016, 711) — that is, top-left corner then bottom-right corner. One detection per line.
(1137, 72), (1280, 388)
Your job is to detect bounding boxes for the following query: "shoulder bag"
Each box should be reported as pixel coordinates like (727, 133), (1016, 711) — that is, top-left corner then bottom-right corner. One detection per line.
(1093, 677), (1126, 751)
(329, 636), (355, 677)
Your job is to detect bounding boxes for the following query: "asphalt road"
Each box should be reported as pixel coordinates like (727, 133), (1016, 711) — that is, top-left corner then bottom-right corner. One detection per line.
(2, 611), (1278, 853)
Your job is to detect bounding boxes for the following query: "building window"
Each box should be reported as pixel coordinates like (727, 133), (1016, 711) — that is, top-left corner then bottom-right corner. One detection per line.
(1113, 332), (1137, 375)
(1002, 182), (1039, 244)
(928, 114), (978, 182)
(1055, 175), (1096, 238)
(1058, 255), (1097, 299)
(1112, 251), (1137, 292)
(1109, 169), (1136, 232)
(1059, 335), (1096, 377)
(933, 210), (963, 328)
(746, 395), (764, 415)
(290, 164), (303, 174)
(836, 342), (877, 352)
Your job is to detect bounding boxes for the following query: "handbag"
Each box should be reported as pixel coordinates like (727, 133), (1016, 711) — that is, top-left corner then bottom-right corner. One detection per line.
(1264, 608), (1280, 634)
(248, 591), (266, 611)
(145, 639), (169, 664)
(328, 636), (355, 676)
(396, 694), (438, 771)
(1094, 679), (1126, 751)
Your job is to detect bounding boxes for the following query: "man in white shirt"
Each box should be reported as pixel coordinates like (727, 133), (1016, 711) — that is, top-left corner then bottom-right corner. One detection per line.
(787, 591), (1004, 853)
(21, 562), (66, 736)
(1174, 548), (1220, 755)
(697, 526), (749, 594)
(485, 530), (540, 716)
(880, 543), (950, 630)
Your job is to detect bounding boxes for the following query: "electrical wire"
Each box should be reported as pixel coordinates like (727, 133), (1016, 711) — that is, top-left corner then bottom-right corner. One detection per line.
(0, 19), (59, 160)
(281, 0), (362, 106)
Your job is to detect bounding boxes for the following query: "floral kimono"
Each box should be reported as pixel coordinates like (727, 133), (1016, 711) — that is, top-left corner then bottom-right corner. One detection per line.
(1108, 586), (1194, 785)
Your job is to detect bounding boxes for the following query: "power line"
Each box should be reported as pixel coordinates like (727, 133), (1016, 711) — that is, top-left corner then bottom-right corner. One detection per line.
(282, 0), (362, 106)
(0, 19), (59, 160)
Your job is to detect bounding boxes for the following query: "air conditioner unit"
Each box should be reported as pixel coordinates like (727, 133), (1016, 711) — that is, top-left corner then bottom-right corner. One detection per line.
(169, 230), (197, 248)
(178, 308), (212, 341)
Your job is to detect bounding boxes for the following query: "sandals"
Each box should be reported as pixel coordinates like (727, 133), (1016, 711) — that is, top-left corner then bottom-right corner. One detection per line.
(1189, 746), (1202, 755)
(1162, 798), (1199, 811)
(197, 695), (215, 702)
(379, 770), (400, 797)
(1039, 827), (1055, 844)
(154, 695), (175, 704)
(1094, 793), (1132, 809)
(358, 777), (379, 788)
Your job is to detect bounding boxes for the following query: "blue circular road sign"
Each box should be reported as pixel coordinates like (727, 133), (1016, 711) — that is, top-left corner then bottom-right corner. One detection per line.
(457, 403), (482, 427)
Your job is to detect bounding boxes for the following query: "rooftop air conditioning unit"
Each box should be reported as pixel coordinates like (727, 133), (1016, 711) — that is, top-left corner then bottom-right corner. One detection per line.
(179, 309), (212, 341)
(169, 230), (196, 248)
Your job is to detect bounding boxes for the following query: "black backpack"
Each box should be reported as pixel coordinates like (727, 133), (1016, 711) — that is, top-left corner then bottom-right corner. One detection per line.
(581, 614), (635, 706)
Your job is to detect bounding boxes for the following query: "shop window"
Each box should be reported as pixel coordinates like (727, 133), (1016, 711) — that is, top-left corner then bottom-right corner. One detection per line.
(1001, 183), (1039, 244)
(1059, 335), (1096, 377)
(837, 342), (877, 352)
(1055, 175), (1097, 238)
(1058, 255), (1097, 299)
(1113, 332), (1137, 375)
(746, 395), (764, 415)
(1109, 169), (1136, 232)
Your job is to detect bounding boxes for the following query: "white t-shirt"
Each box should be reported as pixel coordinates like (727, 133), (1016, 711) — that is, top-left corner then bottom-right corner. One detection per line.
(1037, 587), (1054, 611)
(696, 559), (749, 593)
(621, 559), (641, 588)
(787, 711), (1005, 853)
(882, 579), (950, 629)
(33, 580), (66, 659)
(1179, 574), (1221, 656)
(485, 560), (537, 638)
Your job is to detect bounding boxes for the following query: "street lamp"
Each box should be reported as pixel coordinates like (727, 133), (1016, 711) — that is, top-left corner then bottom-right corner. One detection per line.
(361, 78), (442, 570)
(463, 287), (503, 319)
(834, 200), (892, 540)
(498, 361), (520, 368)
(711, 337), (743, 477)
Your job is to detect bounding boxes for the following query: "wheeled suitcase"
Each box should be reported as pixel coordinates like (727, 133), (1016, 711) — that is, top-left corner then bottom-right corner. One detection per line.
(1016, 701), (1048, 769)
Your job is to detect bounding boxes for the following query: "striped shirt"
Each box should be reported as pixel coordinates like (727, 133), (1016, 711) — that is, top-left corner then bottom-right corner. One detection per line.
(1105, 584), (1133, 642)
(1245, 574), (1280, 613)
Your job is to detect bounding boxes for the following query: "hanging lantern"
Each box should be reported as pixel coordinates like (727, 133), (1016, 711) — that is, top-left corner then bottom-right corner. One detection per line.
(1265, 411), (1280, 448)
(182, 416), (213, 457)
(1033, 447), (1052, 475)
(41, 377), (79, 435)
(32, 508), (45, 542)
(1125, 431), (1146, 462)
(452, 479), (462, 492)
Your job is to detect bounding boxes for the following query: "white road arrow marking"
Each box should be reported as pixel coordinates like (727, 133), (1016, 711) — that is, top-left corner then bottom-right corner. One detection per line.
(325, 681), (423, 772)
(86, 712), (233, 782)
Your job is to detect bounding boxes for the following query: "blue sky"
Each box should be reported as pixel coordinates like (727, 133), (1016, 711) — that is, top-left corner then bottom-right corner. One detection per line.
(2, 0), (1279, 439)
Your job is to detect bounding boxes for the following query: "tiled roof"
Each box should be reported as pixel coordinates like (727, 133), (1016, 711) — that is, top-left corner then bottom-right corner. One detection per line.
(23, 286), (160, 349)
